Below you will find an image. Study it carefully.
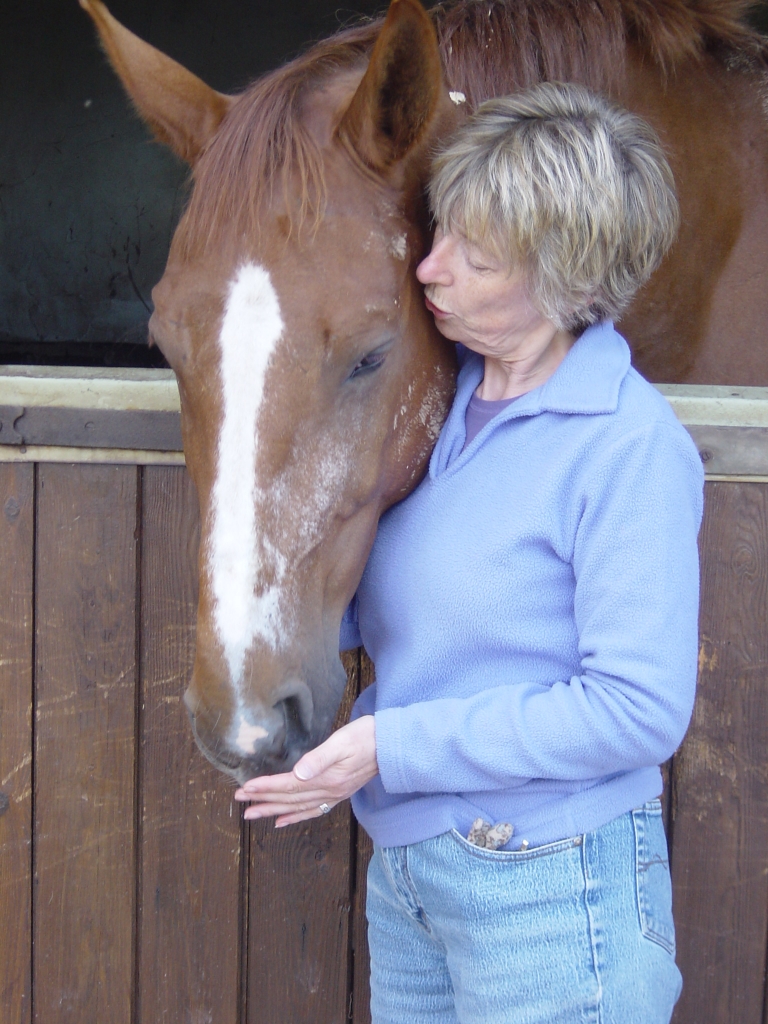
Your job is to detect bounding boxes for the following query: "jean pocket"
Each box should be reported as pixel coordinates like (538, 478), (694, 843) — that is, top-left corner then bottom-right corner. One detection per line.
(449, 828), (581, 861)
(633, 800), (676, 955)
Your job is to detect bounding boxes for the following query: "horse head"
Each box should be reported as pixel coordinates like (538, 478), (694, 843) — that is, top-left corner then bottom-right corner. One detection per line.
(81, 0), (458, 781)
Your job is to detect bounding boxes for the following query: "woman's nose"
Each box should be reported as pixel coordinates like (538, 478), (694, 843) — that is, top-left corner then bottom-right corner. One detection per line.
(416, 239), (453, 286)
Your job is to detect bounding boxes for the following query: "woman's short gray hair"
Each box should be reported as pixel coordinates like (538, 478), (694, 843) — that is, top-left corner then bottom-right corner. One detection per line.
(428, 82), (679, 331)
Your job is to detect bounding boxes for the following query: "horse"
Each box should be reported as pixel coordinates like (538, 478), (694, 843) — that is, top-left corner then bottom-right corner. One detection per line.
(81, 0), (768, 782)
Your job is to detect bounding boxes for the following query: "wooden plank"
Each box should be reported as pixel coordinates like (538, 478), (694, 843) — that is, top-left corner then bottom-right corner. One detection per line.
(352, 652), (375, 1024)
(137, 465), (241, 1024)
(245, 652), (360, 1024)
(0, 406), (182, 451)
(33, 464), (138, 1024)
(683, 425), (768, 477)
(0, 464), (34, 1024)
(352, 824), (374, 1024)
(671, 481), (768, 1024)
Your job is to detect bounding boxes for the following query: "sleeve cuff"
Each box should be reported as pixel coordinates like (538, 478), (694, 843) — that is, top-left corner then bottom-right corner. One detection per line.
(374, 706), (411, 793)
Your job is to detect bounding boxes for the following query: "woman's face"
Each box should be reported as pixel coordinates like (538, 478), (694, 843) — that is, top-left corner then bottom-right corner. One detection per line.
(415, 229), (553, 361)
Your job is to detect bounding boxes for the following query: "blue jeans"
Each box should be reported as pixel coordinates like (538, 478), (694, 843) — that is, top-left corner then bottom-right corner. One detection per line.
(366, 801), (682, 1023)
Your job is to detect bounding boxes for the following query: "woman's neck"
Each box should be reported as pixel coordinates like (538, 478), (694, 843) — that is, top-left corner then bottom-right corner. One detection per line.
(475, 328), (576, 401)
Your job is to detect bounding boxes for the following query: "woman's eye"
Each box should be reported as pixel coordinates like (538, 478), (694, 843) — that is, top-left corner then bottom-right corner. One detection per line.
(349, 350), (388, 379)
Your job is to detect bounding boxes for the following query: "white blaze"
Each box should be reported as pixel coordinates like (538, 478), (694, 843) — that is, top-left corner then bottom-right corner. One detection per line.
(210, 263), (285, 685)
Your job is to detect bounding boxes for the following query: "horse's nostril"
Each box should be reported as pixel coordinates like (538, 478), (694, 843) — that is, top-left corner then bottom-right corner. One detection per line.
(279, 695), (310, 741)
(272, 679), (314, 736)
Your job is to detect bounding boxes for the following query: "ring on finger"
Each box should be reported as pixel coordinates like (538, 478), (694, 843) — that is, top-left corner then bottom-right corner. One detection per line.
(318, 802), (331, 815)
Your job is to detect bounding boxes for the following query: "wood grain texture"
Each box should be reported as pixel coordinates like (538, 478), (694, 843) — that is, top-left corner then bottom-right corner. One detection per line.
(33, 464), (138, 1024)
(0, 406), (182, 451)
(0, 464), (34, 1024)
(244, 652), (360, 1024)
(137, 466), (242, 1024)
(351, 651), (375, 1024)
(352, 825), (374, 1024)
(671, 482), (768, 1024)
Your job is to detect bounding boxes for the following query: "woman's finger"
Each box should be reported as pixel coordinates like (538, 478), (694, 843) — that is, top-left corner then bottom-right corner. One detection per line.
(239, 788), (328, 809)
(238, 771), (305, 796)
(243, 798), (327, 820)
(275, 804), (337, 828)
(237, 772), (345, 800)
(243, 796), (339, 821)
(235, 785), (331, 806)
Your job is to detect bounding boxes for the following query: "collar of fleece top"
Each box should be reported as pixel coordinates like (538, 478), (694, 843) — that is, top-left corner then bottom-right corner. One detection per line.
(431, 321), (631, 476)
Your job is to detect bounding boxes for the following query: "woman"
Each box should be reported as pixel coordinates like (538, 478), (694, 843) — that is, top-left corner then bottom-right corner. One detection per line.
(235, 82), (704, 1023)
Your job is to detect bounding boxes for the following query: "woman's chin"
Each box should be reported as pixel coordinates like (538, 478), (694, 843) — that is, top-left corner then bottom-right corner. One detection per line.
(432, 319), (465, 344)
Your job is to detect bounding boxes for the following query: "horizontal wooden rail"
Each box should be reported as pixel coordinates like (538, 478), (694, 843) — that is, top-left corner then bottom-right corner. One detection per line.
(656, 384), (768, 479)
(2, 366), (768, 476)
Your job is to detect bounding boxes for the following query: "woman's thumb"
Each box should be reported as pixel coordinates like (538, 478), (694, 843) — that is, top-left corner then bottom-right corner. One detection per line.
(293, 749), (324, 781)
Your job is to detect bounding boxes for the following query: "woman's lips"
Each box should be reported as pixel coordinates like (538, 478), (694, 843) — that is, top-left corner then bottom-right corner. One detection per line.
(424, 295), (449, 318)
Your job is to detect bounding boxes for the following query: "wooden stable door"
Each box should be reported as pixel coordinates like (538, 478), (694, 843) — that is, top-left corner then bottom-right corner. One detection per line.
(2, 460), (768, 1023)
(0, 463), (369, 1024)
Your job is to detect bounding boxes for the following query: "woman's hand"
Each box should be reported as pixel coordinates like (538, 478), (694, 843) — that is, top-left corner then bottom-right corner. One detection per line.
(234, 715), (378, 827)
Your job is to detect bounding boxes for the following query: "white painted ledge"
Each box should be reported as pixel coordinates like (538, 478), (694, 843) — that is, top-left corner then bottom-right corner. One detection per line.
(0, 445), (185, 465)
(0, 365), (179, 412)
(656, 384), (768, 428)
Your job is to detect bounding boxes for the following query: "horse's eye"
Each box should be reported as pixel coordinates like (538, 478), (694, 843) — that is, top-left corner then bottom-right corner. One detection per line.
(348, 349), (388, 380)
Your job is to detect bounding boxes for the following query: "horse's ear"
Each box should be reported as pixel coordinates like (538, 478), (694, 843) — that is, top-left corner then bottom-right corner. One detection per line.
(79, 0), (233, 165)
(336, 0), (444, 172)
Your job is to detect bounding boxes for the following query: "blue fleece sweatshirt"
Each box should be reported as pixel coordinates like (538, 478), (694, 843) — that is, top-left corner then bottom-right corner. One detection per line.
(341, 322), (704, 851)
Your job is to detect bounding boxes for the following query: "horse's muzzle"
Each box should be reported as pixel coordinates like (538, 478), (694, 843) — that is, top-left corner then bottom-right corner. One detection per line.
(183, 681), (314, 783)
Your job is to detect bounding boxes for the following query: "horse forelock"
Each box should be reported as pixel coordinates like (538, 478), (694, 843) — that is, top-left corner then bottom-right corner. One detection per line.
(175, 22), (380, 258)
(173, 0), (765, 258)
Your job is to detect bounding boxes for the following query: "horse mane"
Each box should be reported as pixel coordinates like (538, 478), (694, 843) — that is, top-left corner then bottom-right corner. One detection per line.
(176, 0), (765, 256)
(434, 0), (765, 104)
